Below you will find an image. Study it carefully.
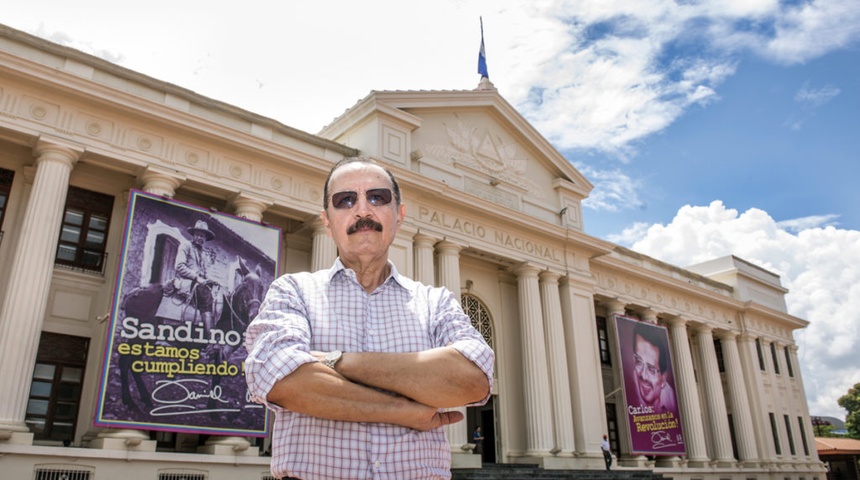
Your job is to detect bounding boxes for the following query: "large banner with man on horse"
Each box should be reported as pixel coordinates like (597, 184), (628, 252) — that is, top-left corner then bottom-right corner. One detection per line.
(95, 190), (280, 436)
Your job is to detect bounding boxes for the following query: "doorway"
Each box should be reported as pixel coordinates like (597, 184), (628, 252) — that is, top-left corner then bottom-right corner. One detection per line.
(467, 396), (497, 464)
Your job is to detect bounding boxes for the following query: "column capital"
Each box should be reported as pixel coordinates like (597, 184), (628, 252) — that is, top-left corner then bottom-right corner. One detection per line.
(601, 298), (626, 315)
(33, 138), (82, 168)
(736, 331), (756, 342)
(538, 270), (561, 283)
(140, 166), (186, 198)
(639, 308), (659, 324)
(694, 323), (714, 335)
(435, 239), (463, 255)
(229, 192), (272, 222)
(510, 261), (541, 278)
(715, 329), (738, 341)
(413, 232), (438, 248)
(308, 215), (327, 233)
(666, 315), (688, 327)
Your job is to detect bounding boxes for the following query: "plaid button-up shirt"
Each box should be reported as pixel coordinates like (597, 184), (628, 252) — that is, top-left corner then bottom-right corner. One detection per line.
(244, 259), (495, 480)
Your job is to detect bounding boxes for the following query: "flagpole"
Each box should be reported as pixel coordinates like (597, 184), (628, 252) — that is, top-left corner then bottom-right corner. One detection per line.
(478, 17), (489, 80)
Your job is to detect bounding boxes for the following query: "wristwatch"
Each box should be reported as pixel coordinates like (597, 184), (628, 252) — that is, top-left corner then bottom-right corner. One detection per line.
(324, 350), (343, 369)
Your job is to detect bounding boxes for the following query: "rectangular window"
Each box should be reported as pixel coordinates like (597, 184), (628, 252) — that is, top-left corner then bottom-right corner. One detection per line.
(756, 338), (766, 371)
(785, 347), (794, 377)
(0, 167), (13, 242)
(798, 416), (810, 456)
(714, 338), (725, 373)
(784, 415), (796, 455)
(26, 332), (88, 442)
(55, 186), (114, 273)
(597, 316), (611, 366)
(771, 342), (781, 374)
(769, 412), (782, 455)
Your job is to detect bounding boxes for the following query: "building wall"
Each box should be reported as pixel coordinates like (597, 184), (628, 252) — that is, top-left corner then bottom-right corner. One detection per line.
(0, 23), (826, 480)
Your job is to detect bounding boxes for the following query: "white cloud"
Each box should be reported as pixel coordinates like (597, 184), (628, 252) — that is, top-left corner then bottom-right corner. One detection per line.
(624, 201), (860, 417)
(762, 0), (860, 64)
(578, 165), (645, 212)
(794, 82), (842, 107)
(778, 213), (841, 232)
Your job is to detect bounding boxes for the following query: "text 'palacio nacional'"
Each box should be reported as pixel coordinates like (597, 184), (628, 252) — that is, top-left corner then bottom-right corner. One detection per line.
(0, 24), (825, 480)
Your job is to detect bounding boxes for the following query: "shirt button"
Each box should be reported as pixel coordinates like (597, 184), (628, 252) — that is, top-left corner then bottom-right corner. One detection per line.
(374, 461), (381, 469)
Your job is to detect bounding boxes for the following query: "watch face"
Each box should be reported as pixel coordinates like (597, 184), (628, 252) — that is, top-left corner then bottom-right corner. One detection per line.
(326, 350), (342, 367)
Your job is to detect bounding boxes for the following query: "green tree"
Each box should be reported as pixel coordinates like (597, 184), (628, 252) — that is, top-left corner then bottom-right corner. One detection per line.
(837, 382), (860, 439)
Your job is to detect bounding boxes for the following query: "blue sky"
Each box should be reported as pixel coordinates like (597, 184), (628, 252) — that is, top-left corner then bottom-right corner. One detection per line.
(583, 47), (860, 239)
(5, 0), (860, 418)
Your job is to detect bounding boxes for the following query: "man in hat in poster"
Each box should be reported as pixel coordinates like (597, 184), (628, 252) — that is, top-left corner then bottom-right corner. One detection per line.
(174, 219), (219, 333)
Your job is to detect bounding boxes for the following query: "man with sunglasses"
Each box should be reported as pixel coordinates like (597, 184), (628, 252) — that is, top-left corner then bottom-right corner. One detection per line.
(244, 156), (494, 480)
(631, 321), (676, 414)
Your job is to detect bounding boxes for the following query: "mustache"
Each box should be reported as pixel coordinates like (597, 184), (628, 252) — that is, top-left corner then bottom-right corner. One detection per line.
(347, 217), (383, 234)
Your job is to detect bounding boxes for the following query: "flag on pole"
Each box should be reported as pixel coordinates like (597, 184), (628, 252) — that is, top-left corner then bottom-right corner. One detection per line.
(478, 17), (489, 79)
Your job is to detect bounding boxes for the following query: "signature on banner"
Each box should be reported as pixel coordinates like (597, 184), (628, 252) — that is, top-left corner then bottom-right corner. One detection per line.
(148, 378), (261, 416)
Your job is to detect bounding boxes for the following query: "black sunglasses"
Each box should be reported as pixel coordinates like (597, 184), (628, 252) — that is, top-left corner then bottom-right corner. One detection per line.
(330, 188), (393, 209)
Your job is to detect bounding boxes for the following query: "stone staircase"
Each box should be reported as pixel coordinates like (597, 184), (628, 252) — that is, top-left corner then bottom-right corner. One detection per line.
(452, 464), (672, 480)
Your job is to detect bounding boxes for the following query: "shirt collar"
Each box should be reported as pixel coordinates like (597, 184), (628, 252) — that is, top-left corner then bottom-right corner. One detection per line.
(329, 258), (408, 290)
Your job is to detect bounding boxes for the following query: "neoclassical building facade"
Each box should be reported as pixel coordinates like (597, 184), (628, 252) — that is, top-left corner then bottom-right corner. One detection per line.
(0, 24), (824, 480)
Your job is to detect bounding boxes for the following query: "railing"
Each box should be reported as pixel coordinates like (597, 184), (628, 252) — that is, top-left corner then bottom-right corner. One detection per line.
(54, 252), (109, 276)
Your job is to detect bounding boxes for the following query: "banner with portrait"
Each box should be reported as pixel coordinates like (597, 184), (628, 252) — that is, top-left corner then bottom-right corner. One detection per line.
(94, 190), (280, 436)
(613, 315), (686, 455)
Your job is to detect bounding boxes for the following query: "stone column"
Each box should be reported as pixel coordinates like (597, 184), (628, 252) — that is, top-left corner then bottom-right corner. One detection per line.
(436, 241), (475, 467)
(558, 276), (606, 468)
(0, 141), (80, 443)
(667, 317), (709, 467)
(695, 325), (734, 466)
(310, 217), (337, 271)
(787, 345), (816, 460)
(539, 271), (575, 455)
(413, 233), (436, 286)
(737, 333), (775, 466)
(513, 263), (555, 457)
(718, 330), (758, 465)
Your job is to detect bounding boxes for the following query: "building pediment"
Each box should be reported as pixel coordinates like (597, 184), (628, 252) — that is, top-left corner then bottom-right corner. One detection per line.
(319, 89), (592, 231)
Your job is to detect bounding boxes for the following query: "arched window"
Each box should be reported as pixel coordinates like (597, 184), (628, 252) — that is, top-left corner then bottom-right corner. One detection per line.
(461, 293), (493, 349)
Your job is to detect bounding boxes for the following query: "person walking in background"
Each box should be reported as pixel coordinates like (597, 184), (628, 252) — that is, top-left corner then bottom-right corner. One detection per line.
(601, 434), (612, 470)
(472, 426), (485, 456)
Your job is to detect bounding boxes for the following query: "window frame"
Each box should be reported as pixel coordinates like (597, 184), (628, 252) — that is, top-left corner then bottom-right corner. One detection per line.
(597, 316), (612, 366)
(770, 341), (781, 375)
(26, 332), (89, 443)
(756, 338), (766, 371)
(54, 186), (114, 273)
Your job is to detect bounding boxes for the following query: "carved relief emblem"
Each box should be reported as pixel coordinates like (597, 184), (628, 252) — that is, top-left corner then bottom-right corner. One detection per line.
(425, 116), (543, 198)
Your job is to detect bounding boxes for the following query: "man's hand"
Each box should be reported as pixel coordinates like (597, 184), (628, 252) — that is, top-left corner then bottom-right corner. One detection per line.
(408, 406), (464, 432)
